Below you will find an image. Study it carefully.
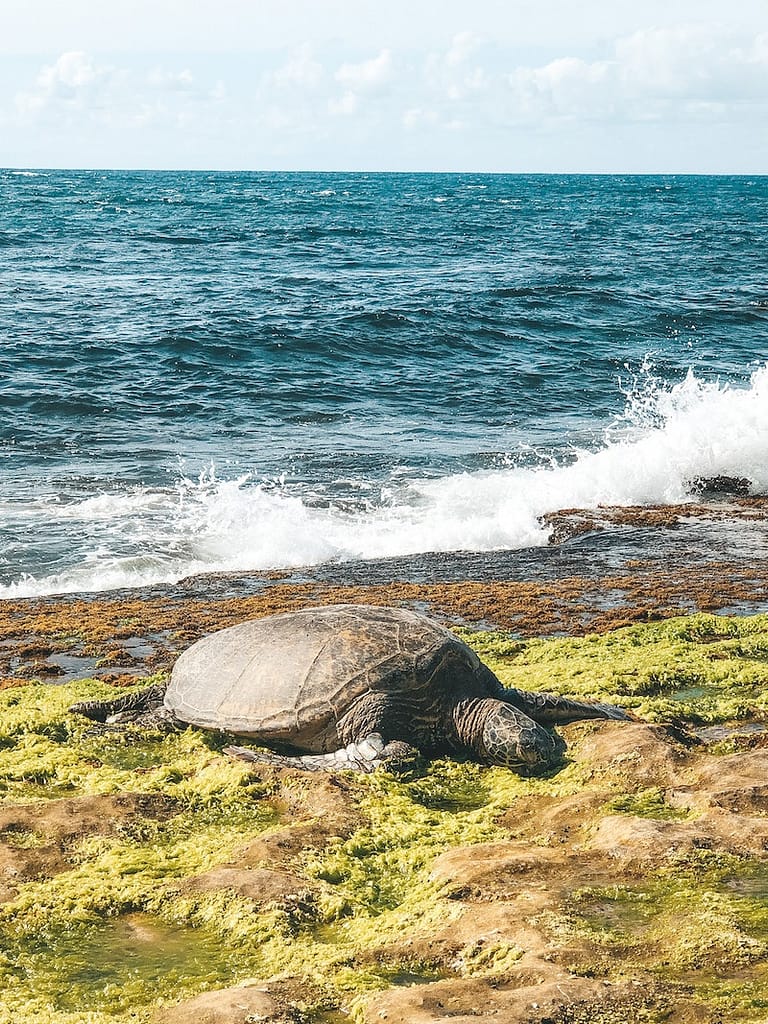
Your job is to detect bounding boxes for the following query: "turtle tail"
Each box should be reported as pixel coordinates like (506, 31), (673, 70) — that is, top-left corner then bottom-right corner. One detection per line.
(69, 683), (168, 723)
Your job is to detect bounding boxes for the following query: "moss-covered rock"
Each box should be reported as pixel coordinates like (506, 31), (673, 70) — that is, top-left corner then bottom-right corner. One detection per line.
(2, 614), (768, 1022)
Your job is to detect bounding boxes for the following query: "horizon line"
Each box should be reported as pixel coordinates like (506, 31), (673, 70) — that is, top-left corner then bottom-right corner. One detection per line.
(4, 165), (767, 177)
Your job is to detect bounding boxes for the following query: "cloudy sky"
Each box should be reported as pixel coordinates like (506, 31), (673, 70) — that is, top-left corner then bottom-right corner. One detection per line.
(1, 0), (766, 172)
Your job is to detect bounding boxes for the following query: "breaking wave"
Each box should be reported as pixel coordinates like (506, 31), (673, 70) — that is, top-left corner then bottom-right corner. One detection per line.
(3, 365), (767, 598)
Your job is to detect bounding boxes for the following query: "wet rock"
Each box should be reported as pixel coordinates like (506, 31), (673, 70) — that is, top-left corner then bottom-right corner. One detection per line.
(690, 475), (751, 497)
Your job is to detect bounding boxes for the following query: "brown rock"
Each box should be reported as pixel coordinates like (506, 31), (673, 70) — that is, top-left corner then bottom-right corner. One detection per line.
(184, 865), (318, 904)
(588, 810), (768, 864)
(361, 975), (643, 1024)
(573, 722), (691, 788)
(430, 842), (566, 901)
(683, 748), (768, 813)
(499, 791), (608, 845)
(236, 773), (363, 871)
(153, 983), (282, 1024)
(362, 900), (557, 975)
(239, 820), (340, 867)
(0, 792), (176, 843)
(0, 792), (177, 901)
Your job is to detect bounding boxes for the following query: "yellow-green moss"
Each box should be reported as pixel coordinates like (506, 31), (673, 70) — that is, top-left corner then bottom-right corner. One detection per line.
(2, 613), (768, 1022)
(563, 861), (768, 1019)
(604, 787), (691, 821)
(468, 612), (768, 723)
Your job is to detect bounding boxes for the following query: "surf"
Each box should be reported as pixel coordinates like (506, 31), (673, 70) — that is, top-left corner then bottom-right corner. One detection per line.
(2, 365), (766, 599)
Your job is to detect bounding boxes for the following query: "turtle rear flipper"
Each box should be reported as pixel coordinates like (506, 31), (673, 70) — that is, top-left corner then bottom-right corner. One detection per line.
(70, 684), (179, 731)
(69, 684), (168, 723)
(224, 733), (422, 775)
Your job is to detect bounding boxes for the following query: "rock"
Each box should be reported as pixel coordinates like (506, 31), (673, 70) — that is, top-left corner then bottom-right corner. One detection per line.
(360, 975), (645, 1024)
(588, 808), (768, 863)
(0, 792), (177, 901)
(497, 791), (608, 846)
(153, 983), (283, 1024)
(430, 842), (567, 901)
(184, 865), (320, 905)
(683, 748), (768, 813)
(690, 475), (751, 497)
(572, 722), (691, 788)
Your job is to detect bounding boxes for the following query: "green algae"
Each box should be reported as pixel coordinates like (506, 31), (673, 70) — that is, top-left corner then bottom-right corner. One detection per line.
(0, 674), (583, 1022)
(1, 914), (250, 1016)
(2, 614), (768, 1022)
(469, 612), (768, 724)
(559, 857), (768, 1021)
(605, 787), (691, 821)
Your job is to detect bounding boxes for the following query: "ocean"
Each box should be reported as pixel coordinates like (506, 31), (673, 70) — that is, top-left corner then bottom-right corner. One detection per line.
(1, 169), (767, 598)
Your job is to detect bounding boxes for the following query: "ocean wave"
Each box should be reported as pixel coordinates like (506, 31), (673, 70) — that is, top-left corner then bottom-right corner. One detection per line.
(2, 365), (766, 599)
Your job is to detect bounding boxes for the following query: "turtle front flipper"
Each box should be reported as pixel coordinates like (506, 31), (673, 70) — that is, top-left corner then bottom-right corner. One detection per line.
(502, 687), (633, 725)
(224, 734), (422, 775)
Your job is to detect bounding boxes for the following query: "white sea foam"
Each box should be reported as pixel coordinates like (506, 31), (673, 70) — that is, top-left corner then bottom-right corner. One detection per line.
(3, 366), (767, 598)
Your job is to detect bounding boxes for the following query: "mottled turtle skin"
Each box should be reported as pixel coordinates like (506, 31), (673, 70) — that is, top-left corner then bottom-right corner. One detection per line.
(71, 604), (630, 773)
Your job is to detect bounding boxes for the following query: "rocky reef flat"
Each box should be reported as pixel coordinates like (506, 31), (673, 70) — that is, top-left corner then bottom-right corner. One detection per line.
(2, 496), (768, 690)
(2, 498), (768, 1023)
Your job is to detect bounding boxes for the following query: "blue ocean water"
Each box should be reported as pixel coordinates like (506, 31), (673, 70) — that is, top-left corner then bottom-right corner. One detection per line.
(1, 169), (767, 596)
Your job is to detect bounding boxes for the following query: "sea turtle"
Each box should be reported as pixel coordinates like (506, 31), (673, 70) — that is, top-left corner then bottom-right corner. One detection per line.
(70, 604), (630, 773)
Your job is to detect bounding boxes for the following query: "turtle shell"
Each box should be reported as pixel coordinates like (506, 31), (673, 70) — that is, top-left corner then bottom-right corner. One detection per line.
(165, 603), (486, 744)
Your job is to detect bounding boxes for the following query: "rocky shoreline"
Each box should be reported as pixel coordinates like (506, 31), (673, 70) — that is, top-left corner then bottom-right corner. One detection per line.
(3, 497), (768, 690)
(2, 499), (768, 1023)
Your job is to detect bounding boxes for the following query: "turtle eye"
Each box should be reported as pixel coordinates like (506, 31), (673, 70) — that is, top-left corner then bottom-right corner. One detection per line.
(480, 704), (563, 771)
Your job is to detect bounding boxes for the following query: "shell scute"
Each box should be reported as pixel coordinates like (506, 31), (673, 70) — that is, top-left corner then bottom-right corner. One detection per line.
(165, 604), (470, 740)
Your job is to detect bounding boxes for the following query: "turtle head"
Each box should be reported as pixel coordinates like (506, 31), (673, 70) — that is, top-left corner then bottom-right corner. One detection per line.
(479, 701), (565, 772)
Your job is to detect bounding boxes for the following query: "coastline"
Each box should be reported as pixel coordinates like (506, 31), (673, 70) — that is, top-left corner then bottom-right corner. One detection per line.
(2, 498), (768, 1022)
(3, 496), (767, 689)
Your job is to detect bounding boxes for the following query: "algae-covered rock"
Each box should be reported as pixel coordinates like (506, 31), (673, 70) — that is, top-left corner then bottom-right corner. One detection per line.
(3, 613), (768, 1023)
(360, 975), (649, 1024)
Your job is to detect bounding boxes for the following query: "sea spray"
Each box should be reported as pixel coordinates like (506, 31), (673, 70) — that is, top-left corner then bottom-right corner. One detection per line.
(2, 365), (766, 598)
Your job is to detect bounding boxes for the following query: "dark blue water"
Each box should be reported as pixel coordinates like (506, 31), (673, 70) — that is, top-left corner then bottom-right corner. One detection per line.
(1, 170), (767, 595)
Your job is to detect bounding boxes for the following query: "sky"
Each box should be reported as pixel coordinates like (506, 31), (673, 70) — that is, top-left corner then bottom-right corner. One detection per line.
(0, 0), (766, 173)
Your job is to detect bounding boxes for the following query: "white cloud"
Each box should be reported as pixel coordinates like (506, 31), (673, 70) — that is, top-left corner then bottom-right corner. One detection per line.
(326, 49), (394, 121)
(147, 68), (195, 92)
(210, 80), (227, 102)
(270, 45), (324, 89)
(14, 51), (225, 131)
(402, 106), (439, 130)
(329, 91), (358, 116)
(424, 33), (489, 103)
(335, 49), (393, 91)
(751, 33), (768, 64)
(16, 51), (110, 114)
(3, 20), (768, 171)
(42, 50), (100, 89)
(444, 31), (482, 67)
(508, 57), (614, 120)
(504, 25), (768, 124)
